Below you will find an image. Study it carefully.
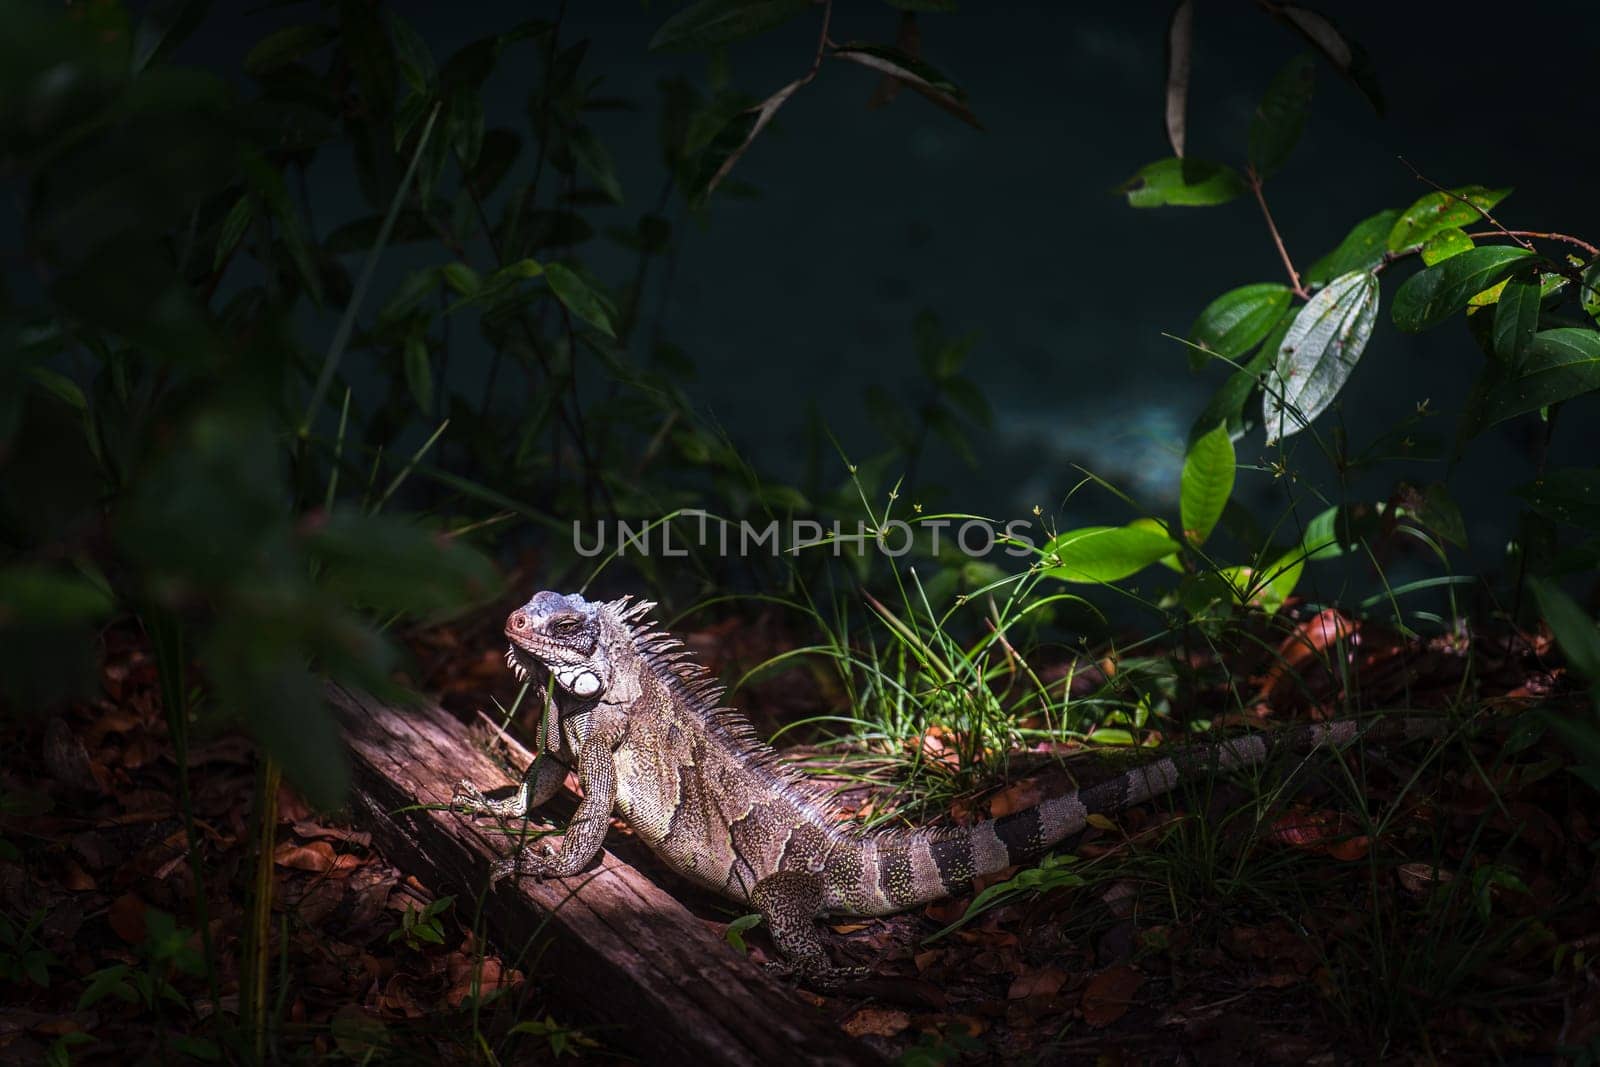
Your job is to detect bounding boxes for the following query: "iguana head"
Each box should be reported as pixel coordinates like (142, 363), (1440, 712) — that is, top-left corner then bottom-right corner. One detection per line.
(505, 591), (611, 699)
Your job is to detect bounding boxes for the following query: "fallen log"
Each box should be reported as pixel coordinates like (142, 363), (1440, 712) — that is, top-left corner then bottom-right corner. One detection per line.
(331, 683), (872, 1065)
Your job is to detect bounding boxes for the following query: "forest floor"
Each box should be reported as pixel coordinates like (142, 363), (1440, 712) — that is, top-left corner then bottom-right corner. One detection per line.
(2, 588), (1598, 1064)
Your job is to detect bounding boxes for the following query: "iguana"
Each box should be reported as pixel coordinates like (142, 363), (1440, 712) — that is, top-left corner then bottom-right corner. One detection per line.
(454, 590), (1435, 985)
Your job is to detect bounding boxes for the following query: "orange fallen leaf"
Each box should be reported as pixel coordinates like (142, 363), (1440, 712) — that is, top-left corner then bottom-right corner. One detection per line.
(1258, 608), (1358, 708)
(989, 778), (1048, 818)
(274, 840), (361, 874)
(1266, 809), (1369, 860)
(1081, 963), (1143, 1028)
(841, 1006), (911, 1039)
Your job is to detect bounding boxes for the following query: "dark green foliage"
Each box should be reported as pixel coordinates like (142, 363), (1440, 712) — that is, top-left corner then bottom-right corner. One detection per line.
(0, 0), (990, 812)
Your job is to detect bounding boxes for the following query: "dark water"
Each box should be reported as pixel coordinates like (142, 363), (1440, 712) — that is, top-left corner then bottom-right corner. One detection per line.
(178, 2), (1600, 585)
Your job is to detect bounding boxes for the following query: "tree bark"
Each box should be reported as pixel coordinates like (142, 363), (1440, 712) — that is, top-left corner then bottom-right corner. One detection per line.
(331, 683), (873, 1066)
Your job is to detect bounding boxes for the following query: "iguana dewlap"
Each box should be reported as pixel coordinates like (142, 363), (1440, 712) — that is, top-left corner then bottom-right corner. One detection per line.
(453, 590), (1426, 985)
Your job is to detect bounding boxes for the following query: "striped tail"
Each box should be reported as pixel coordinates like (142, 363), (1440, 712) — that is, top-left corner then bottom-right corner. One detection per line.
(850, 716), (1438, 915)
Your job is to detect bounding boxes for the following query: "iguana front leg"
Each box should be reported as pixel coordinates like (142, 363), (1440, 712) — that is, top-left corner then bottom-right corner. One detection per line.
(453, 751), (567, 820)
(489, 727), (623, 883)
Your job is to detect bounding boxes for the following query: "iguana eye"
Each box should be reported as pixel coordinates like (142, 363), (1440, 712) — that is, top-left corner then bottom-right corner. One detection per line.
(552, 617), (581, 636)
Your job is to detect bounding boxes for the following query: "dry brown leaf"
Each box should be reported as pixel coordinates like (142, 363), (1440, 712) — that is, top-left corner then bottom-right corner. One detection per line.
(291, 821), (373, 848)
(1081, 963), (1143, 1029)
(274, 840), (361, 874)
(988, 778), (1048, 818)
(1396, 862), (1453, 895)
(841, 1006), (911, 1039)
(1007, 966), (1068, 1000)
(1266, 809), (1369, 860)
(1258, 607), (1358, 708)
(108, 892), (147, 944)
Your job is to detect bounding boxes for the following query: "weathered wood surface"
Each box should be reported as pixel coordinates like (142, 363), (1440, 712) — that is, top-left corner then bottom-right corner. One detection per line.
(332, 684), (873, 1066)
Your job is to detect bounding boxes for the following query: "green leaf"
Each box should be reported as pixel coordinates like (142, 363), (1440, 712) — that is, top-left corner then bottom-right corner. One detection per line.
(1419, 227), (1473, 266)
(1189, 308), (1295, 444)
(569, 127), (623, 204)
(387, 12), (436, 93)
(1043, 525), (1182, 584)
(1258, 550), (1305, 612)
(1530, 578), (1600, 682)
(1187, 283), (1292, 369)
(1264, 270), (1379, 443)
(648, 0), (812, 52)
(1492, 278), (1540, 366)
(724, 913), (762, 953)
(1305, 209), (1399, 286)
(245, 24), (336, 76)
(28, 366), (87, 411)
(243, 153), (325, 307)
(304, 512), (499, 615)
(0, 566), (115, 627)
(1471, 328), (1600, 429)
(1582, 261), (1600, 326)
(403, 331), (433, 416)
(1118, 158), (1247, 208)
(1515, 468), (1600, 529)
(493, 258), (544, 282)
(1391, 246), (1535, 333)
(829, 42), (981, 130)
(1248, 55), (1315, 179)
(1300, 503), (1381, 560)
(1386, 185), (1511, 253)
(214, 649), (350, 811)
(440, 262), (480, 296)
(1275, 5), (1383, 114)
(685, 106), (764, 203)
(543, 263), (616, 338)
(1408, 483), (1467, 548)
(213, 195), (252, 272)
(1180, 424), (1235, 546)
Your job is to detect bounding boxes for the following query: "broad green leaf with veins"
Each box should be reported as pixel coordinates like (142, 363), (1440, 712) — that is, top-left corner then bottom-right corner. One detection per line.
(1249, 55), (1315, 179)
(1392, 246), (1536, 332)
(1188, 283), (1292, 369)
(1420, 227), (1473, 266)
(1306, 209), (1399, 286)
(1386, 185), (1511, 252)
(1043, 525), (1181, 584)
(1264, 271), (1379, 443)
(1180, 425), (1235, 546)
(1118, 158), (1247, 208)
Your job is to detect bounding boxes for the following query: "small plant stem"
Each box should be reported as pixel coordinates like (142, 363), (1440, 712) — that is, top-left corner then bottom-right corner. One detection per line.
(242, 757), (282, 1062)
(1463, 229), (1600, 257)
(147, 610), (223, 1022)
(301, 102), (442, 436)
(1248, 169), (1307, 299)
(1399, 157), (1534, 251)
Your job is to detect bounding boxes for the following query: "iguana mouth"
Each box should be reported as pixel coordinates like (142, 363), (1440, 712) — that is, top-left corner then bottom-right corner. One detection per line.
(504, 642), (541, 683)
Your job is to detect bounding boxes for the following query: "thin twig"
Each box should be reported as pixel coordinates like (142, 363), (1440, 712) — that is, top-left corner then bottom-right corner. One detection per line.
(810, 1), (834, 82)
(1399, 157), (1534, 251)
(1248, 168), (1307, 299)
(1465, 229), (1599, 258)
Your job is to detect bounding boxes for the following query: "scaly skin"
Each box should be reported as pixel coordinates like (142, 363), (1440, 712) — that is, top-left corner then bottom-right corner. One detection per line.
(454, 590), (1437, 985)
